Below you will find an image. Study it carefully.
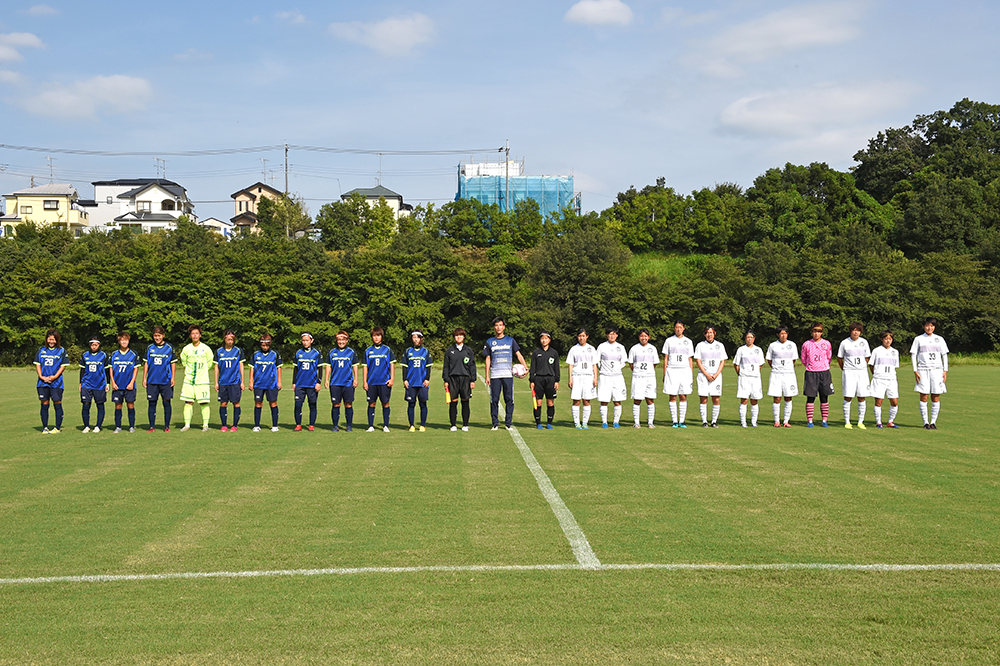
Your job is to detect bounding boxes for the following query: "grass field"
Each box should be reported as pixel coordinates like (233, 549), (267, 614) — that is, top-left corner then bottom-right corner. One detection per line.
(2, 366), (1000, 664)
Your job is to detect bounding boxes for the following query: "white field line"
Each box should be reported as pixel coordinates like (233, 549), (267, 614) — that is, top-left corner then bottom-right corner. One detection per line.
(479, 372), (601, 569)
(3, 562), (1000, 586)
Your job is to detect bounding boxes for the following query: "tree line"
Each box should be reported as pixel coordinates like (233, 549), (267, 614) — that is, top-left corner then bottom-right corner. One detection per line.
(1, 99), (998, 363)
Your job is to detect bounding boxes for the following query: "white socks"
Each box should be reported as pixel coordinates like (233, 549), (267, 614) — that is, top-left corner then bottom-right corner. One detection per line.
(679, 401), (687, 424)
(670, 401), (678, 423)
(613, 404), (621, 424)
(931, 401), (940, 424)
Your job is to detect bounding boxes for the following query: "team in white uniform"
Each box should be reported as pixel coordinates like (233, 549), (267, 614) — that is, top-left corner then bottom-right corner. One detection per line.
(627, 329), (659, 428)
(868, 330), (900, 428)
(661, 321), (694, 428)
(837, 322), (872, 429)
(566, 328), (599, 429)
(596, 328), (628, 428)
(910, 317), (949, 429)
(765, 326), (798, 427)
(694, 326), (728, 427)
(732, 331), (765, 427)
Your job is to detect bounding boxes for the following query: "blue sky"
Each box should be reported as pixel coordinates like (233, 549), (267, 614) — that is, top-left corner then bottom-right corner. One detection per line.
(2, 0), (999, 221)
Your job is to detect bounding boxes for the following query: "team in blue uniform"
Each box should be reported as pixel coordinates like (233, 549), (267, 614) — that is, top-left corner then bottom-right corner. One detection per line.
(79, 338), (110, 432)
(35, 328), (68, 434)
(143, 326), (177, 432)
(214, 330), (245, 432)
(325, 331), (359, 432)
(249, 333), (282, 432)
(292, 332), (326, 431)
(403, 331), (432, 431)
(110, 332), (140, 432)
(363, 327), (396, 432)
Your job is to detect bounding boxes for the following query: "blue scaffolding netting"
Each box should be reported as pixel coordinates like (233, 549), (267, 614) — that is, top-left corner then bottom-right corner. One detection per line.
(457, 175), (578, 218)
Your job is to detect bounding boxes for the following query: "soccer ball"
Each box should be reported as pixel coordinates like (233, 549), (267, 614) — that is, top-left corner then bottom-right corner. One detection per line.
(512, 363), (528, 379)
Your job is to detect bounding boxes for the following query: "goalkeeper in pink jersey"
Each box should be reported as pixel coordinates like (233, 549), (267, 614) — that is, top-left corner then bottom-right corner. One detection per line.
(800, 322), (834, 427)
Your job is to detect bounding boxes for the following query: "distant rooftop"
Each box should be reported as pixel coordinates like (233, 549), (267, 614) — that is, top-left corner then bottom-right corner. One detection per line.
(5, 183), (79, 197)
(342, 185), (403, 200)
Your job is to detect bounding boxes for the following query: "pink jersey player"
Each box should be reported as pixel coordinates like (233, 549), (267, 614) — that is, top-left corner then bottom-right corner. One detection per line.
(800, 337), (832, 371)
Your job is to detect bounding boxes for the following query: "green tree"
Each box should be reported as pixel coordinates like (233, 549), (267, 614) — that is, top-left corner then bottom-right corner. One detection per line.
(257, 193), (313, 238)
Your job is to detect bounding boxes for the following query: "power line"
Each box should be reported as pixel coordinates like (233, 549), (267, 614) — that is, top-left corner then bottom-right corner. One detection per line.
(0, 143), (503, 157)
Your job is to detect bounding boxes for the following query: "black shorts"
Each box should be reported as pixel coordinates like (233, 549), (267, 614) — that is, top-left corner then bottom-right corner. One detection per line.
(294, 386), (318, 404)
(218, 384), (242, 403)
(445, 377), (472, 401)
(330, 385), (356, 404)
(254, 387), (279, 403)
(112, 388), (137, 404)
(366, 384), (392, 405)
(803, 370), (835, 398)
(147, 384), (174, 401)
(405, 386), (429, 403)
(80, 388), (107, 404)
(37, 386), (64, 402)
(533, 375), (558, 400)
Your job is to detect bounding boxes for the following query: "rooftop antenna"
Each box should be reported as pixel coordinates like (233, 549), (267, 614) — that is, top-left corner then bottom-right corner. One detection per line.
(377, 152), (382, 186)
(47, 156), (55, 183)
(154, 157), (167, 178)
(261, 157), (269, 180)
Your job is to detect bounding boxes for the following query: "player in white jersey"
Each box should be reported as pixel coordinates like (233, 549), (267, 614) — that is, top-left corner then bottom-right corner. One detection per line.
(910, 317), (949, 429)
(566, 328), (599, 429)
(694, 325), (728, 427)
(868, 330), (900, 429)
(661, 320), (694, 428)
(837, 322), (872, 429)
(596, 327), (628, 428)
(627, 328), (659, 428)
(732, 331), (765, 427)
(765, 326), (798, 427)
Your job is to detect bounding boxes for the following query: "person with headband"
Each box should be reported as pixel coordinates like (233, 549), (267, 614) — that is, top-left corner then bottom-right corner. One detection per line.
(596, 327), (627, 428)
(694, 325), (728, 427)
(325, 330), (359, 432)
(910, 317), (950, 429)
(765, 326), (798, 427)
(732, 330), (764, 427)
(79, 336), (109, 433)
(292, 332), (326, 432)
(402, 330), (432, 432)
(627, 328), (659, 428)
(801, 323), (834, 427)
(143, 325), (177, 432)
(837, 322), (872, 429)
(566, 327), (599, 429)
(248, 333), (282, 432)
(661, 320), (694, 428)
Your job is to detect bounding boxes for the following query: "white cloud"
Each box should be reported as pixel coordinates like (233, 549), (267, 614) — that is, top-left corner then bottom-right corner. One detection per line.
(275, 10), (306, 24)
(565, 0), (633, 26)
(18, 75), (153, 120)
(173, 47), (213, 62)
(719, 82), (919, 138)
(0, 32), (44, 61)
(0, 70), (21, 83)
(329, 13), (435, 57)
(692, 2), (863, 77)
(661, 7), (718, 27)
(24, 5), (59, 16)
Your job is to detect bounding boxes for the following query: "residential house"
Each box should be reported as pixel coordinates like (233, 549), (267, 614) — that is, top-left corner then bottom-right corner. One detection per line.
(79, 178), (195, 233)
(1, 183), (91, 237)
(230, 181), (282, 233)
(341, 185), (413, 220)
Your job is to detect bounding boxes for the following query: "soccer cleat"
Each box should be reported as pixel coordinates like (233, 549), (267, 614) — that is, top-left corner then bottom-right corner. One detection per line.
(93, 426), (101, 434)
(409, 426), (416, 432)
(741, 423), (748, 428)
(49, 428), (61, 434)
(308, 425), (315, 432)
(751, 423), (758, 428)
(582, 424), (589, 429)
(230, 426), (238, 432)
(887, 422), (898, 429)
(82, 427), (91, 434)
(710, 422), (719, 428)
(602, 423), (609, 429)
(783, 423), (791, 428)
(613, 423), (620, 429)
(536, 424), (544, 429)
(857, 423), (866, 430)
(345, 426), (353, 432)
(648, 423), (655, 429)
(491, 426), (499, 431)
(453, 426), (460, 432)
(774, 422), (781, 428)
(163, 427), (170, 433)
(576, 425), (583, 430)
(930, 423), (938, 430)
(844, 423), (853, 429)
(293, 425), (302, 432)
(252, 426), (261, 432)
(367, 426), (376, 432)
(41, 428), (49, 435)
(923, 423), (931, 430)
(820, 421), (829, 428)
(678, 423), (686, 428)
(876, 423), (884, 429)
(220, 426), (229, 432)
(180, 425), (191, 432)
(383, 426), (391, 433)
(331, 426), (339, 432)
(672, 423), (679, 428)
(462, 426), (470, 432)
(419, 426), (426, 432)
(270, 426), (279, 432)
(702, 422), (709, 428)
(202, 424), (210, 432)
(114, 427), (122, 434)
(147, 428), (156, 433)
(634, 424), (642, 429)
(506, 425), (513, 430)
(545, 423), (553, 430)
(806, 422), (814, 428)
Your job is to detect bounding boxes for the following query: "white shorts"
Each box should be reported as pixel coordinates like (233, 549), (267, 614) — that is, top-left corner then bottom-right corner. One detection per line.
(841, 371), (870, 398)
(697, 373), (723, 397)
(767, 372), (798, 397)
(662, 367), (693, 396)
(598, 374), (627, 403)
(869, 377), (899, 400)
(914, 368), (947, 395)
(736, 375), (763, 400)
(570, 377), (597, 401)
(631, 375), (657, 401)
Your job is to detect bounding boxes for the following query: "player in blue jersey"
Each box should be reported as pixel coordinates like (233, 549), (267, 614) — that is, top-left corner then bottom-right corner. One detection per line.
(143, 326), (177, 432)
(248, 333), (282, 432)
(35, 328), (68, 434)
(403, 330), (432, 432)
(324, 330), (359, 432)
(214, 330), (245, 432)
(110, 331), (140, 433)
(79, 336), (110, 433)
(292, 332), (326, 431)
(363, 327), (396, 432)
(484, 317), (528, 430)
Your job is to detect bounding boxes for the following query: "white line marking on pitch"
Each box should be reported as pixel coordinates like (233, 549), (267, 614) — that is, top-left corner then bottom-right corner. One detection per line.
(3, 562), (999, 586)
(479, 372), (601, 569)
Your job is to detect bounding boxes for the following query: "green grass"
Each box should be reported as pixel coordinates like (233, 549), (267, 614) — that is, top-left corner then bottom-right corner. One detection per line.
(2, 367), (1000, 664)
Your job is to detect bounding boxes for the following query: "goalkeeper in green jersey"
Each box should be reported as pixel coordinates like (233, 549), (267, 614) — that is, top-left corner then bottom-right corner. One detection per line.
(180, 324), (215, 431)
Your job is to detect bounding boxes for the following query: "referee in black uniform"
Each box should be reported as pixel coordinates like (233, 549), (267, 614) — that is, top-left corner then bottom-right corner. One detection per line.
(442, 327), (477, 431)
(530, 330), (561, 429)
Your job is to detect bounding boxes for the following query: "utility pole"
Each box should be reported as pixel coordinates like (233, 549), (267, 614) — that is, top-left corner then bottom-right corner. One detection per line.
(284, 143), (289, 195)
(505, 140), (510, 214)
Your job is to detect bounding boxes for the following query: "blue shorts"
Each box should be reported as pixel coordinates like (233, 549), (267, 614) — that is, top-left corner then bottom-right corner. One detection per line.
(404, 385), (429, 403)
(37, 386), (64, 402)
(147, 384), (174, 401)
(112, 388), (137, 404)
(366, 384), (392, 405)
(294, 386), (318, 404)
(330, 385), (355, 404)
(254, 387), (279, 403)
(81, 388), (107, 404)
(218, 384), (242, 404)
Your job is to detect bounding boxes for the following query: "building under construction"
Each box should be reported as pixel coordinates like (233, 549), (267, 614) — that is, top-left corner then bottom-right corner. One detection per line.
(456, 160), (580, 219)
